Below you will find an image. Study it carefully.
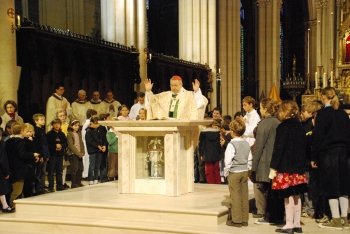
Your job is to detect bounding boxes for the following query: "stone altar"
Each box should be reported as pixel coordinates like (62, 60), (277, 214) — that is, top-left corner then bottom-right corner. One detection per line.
(100, 120), (212, 196)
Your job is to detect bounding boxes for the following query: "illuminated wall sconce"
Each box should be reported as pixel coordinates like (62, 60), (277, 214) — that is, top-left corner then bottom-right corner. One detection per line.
(7, 8), (21, 33)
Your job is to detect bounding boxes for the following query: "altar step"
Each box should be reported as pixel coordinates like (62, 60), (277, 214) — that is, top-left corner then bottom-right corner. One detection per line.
(0, 213), (231, 234)
(0, 182), (231, 234)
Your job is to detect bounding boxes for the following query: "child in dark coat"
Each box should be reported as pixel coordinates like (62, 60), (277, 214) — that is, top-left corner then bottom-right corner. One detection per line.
(198, 120), (222, 184)
(46, 119), (67, 192)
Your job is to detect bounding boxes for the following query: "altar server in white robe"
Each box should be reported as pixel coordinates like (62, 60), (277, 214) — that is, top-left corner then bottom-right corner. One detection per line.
(71, 89), (91, 124)
(46, 83), (71, 132)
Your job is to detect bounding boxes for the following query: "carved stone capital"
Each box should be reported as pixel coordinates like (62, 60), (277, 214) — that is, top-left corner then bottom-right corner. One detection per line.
(256, 0), (267, 7)
(316, 0), (328, 9)
(336, 0), (342, 7)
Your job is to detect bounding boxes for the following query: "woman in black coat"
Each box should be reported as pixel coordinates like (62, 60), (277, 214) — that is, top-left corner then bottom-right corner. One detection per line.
(311, 87), (350, 230)
(0, 138), (14, 212)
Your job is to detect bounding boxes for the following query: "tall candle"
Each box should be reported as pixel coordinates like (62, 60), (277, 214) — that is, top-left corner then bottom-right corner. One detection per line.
(330, 71), (334, 87)
(307, 28), (310, 74)
(315, 72), (318, 89)
(323, 72), (327, 88)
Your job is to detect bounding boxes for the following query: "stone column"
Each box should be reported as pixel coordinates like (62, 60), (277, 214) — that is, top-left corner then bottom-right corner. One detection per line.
(0, 0), (20, 107)
(137, 0), (147, 83)
(125, 0), (136, 46)
(321, 0), (328, 72)
(192, 0), (200, 63)
(101, 0), (147, 85)
(316, 2), (322, 67)
(179, 0), (216, 107)
(115, 0), (126, 44)
(207, 0), (216, 108)
(200, 0), (208, 64)
(271, 0), (281, 90)
(217, 0), (240, 114)
(265, 1), (273, 92)
(257, 0), (267, 97)
(180, 0), (194, 61)
(335, 0), (342, 76)
(40, 0), (87, 34)
(329, 0), (334, 62)
(21, 0), (28, 18)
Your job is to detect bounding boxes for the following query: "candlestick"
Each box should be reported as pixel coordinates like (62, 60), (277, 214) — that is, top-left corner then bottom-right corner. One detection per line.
(315, 72), (318, 89)
(307, 28), (310, 74)
(323, 72), (327, 88)
(330, 71), (334, 87)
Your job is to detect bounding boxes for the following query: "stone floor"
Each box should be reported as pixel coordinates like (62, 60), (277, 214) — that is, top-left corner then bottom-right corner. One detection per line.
(0, 181), (346, 233)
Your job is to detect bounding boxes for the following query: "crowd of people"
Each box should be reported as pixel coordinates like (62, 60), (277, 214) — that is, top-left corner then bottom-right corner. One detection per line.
(0, 80), (349, 233)
(196, 87), (350, 232)
(0, 83), (148, 213)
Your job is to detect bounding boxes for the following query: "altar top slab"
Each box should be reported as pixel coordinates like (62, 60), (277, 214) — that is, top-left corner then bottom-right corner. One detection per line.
(100, 119), (213, 128)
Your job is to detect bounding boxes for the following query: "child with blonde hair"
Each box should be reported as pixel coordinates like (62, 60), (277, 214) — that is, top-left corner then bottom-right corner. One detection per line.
(6, 122), (39, 207)
(224, 119), (252, 227)
(270, 100), (307, 233)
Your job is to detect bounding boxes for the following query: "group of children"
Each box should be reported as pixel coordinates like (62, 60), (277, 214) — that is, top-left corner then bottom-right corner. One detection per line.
(221, 87), (349, 232)
(0, 101), (151, 213)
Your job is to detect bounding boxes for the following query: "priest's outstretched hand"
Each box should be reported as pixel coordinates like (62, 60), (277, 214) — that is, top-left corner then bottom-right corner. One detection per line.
(144, 78), (153, 92)
(192, 79), (200, 92)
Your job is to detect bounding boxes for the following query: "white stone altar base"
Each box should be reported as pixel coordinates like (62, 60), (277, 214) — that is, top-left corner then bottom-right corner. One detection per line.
(100, 120), (212, 196)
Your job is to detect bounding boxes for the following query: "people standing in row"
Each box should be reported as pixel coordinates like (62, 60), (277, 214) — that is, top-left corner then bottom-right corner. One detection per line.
(71, 89), (91, 124)
(0, 123), (14, 213)
(22, 123), (37, 197)
(1, 100), (24, 130)
(299, 101), (324, 220)
(32, 113), (50, 194)
(311, 87), (350, 230)
(242, 96), (260, 147)
(46, 119), (67, 192)
(85, 116), (107, 185)
(56, 109), (70, 189)
(129, 92), (145, 120)
(6, 122), (40, 207)
(198, 120), (222, 184)
(89, 91), (105, 116)
(106, 126), (118, 181)
(45, 83), (71, 132)
(224, 118), (252, 227)
(117, 105), (131, 121)
(81, 109), (98, 180)
(66, 119), (85, 188)
(251, 98), (282, 224)
(138, 108), (147, 120)
(103, 90), (121, 118)
(269, 100), (308, 233)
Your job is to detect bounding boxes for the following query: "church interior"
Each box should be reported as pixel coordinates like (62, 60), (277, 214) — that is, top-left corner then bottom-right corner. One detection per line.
(1, 0), (349, 119)
(0, 0), (350, 233)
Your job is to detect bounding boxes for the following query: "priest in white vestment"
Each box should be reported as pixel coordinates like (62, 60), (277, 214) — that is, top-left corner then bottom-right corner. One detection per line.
(144, 75), (207, 120)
